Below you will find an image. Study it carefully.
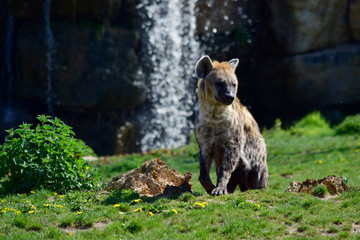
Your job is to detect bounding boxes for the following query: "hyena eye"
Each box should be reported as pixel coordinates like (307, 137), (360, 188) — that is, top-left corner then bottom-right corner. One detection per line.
(215, 82), (225, 88)
(232, 83), (236, 87)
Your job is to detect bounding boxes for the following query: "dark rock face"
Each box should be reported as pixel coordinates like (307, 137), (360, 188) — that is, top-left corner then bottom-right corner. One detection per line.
(1, 0), (145, 155)
(1, 0), (360, 154)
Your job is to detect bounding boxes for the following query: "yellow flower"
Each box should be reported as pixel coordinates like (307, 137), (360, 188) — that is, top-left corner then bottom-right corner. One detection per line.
(132, 199), (142, 203)
(54, 192), (58, 195)
(30, 191), (35, 194)
(1, 209), (6, 213)
(59, 195), (65, 199)
(194, 202), (206, 208)
(66, 232), (72, 236)
(1, 200), (5, 203)
(172, 209), (178, 214)
(317, 160), (323, 164)
(340, 158), (344, 162)
(355, 149), (359, 153)
(56, 205), (64, 208)
(85, 167), (90, 170)
(28, 210), (35, 214)
(148, 211), (154, 216)
(45, 204), (51, 207)
(76, 211), (83, 215)
(26, 201), (30, 203)
(16, 211), (21, 215)
(113, 204), (121, 208)
(133, 208), (143, 212)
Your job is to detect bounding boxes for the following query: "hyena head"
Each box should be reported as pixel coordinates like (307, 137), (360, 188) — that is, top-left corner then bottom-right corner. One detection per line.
(195, 55), (239, 106)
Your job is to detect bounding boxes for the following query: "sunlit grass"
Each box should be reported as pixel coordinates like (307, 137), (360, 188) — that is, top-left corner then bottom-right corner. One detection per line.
(0, 113), (360, 239)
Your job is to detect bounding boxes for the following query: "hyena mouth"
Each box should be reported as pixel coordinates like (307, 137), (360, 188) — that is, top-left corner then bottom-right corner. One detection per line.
(216, 93), (235, 105)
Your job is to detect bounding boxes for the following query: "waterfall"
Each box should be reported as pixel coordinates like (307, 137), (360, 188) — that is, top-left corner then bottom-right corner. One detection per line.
(3, 14), (15, 124)
(138, 0), (200, 151)
(43, 0), (54, 116)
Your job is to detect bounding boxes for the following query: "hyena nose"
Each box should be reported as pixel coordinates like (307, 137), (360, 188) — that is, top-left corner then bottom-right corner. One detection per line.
(224, 93), (235, 104)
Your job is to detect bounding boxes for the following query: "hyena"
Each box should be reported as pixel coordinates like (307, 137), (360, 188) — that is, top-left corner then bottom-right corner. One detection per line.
(195, 55), (268, 196)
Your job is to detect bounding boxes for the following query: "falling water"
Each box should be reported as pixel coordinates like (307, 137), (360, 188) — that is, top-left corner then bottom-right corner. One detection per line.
(43, 0), (54, 116)
(3, 14), (15, 123)
(138, 0), (200, 151)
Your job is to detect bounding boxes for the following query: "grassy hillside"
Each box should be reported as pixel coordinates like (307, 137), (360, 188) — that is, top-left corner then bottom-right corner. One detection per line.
(1, 113), (360, 239)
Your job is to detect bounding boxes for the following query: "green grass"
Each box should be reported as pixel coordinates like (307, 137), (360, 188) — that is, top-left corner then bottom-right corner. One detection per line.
(1, 113), (360, 239)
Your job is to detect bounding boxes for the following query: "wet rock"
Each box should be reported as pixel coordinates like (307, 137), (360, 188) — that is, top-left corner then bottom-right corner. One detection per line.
(115, 122), (139, 154)
(350, 0), (360, 41)
(265, 0), (349, 54)
(285, 175), (349, 196)
(104, 158), (193, 197)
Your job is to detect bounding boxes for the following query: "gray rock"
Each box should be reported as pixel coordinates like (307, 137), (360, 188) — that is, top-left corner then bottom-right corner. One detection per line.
(265, 0), (350, 54)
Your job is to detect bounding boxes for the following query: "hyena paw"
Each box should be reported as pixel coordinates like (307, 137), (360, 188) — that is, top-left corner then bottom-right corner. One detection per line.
(211, 186), (228, 196)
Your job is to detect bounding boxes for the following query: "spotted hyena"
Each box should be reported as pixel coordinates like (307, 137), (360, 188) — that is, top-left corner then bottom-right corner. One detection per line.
(194, 55), (268, 196)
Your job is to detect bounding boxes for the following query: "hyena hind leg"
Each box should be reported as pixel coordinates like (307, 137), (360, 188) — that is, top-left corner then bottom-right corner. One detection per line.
(227, 166), (248, 193)
(246, 165), (268, 190)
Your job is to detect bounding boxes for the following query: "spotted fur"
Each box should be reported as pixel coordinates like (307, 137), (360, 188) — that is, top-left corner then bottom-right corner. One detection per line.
(195, 55), (268, 195)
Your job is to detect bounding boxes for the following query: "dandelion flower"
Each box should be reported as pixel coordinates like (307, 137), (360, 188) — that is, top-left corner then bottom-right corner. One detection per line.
(59, 195), (65, 199)
(172, 209), (178, 214)
(76, 211), (83, 215)
(45, 204), (51, 207)
(85, 167), (90, 170)
(28, 210), (35, 214)
(340, 158), (344, 162)
(355, 149), (359, 153)
(26, 201), (30, 203)
(133, 208), (143, 212)
(318, 160), (323, 164)
(148, 211), (154, 216)
(66, 232), (72, 236)
(1, 200), (5, 203)
(113, 204), (121, 208)
(30, 191), (35, 194)
(56, 205), (64, 208)
(16, 211), (21, 215)
(1, 209), (6, 213)
(132, 199), (142, 203)
(194, 202), (206, 208)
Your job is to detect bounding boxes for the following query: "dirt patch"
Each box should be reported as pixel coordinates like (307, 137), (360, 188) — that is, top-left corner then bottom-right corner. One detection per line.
(61, 221), (108, 235)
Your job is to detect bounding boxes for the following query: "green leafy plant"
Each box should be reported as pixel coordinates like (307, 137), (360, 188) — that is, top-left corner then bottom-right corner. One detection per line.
(0, 115), (100, 193)
(335, 114), (360, 135)
(311, 185), (328, 198)
(289, 111), (334, 136)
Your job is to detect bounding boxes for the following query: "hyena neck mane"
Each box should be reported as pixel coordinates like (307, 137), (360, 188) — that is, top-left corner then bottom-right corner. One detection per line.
(198, 96), (241, 125)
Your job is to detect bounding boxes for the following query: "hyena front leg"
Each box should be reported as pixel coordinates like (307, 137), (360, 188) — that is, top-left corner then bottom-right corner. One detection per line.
(212, 148), (240, 196)
(198, 150), (215, 194)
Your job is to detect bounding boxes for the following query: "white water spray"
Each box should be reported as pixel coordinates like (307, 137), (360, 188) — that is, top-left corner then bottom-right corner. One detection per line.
(138, 0), (200, 151)
(43, 0), (54, 116)
(3, 14), (14, 123)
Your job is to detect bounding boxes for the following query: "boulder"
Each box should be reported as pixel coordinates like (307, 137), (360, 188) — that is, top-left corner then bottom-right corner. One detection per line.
(349, 0), (360, 41)
(13, 23), (146, 110)
(285, 175), (349, 196)
(265, 0), (350, 54)
(104, 158), (193, 197)
(283, 44), (360, 109)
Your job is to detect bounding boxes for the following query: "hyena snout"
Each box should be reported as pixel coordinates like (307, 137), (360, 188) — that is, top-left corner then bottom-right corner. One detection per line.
(217, 89), (235, 105)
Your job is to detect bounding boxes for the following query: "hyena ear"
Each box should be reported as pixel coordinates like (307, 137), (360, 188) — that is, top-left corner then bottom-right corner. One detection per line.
(228, 58), (239, 72)
(195, 55), (213, 79)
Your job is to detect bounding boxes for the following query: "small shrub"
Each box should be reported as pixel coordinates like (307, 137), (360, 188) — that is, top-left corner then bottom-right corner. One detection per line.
(335, 114), (360, 135)
(311, 185), (328, 198)
(0, 115), (100, 193)
(290, 111), (333, 136)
